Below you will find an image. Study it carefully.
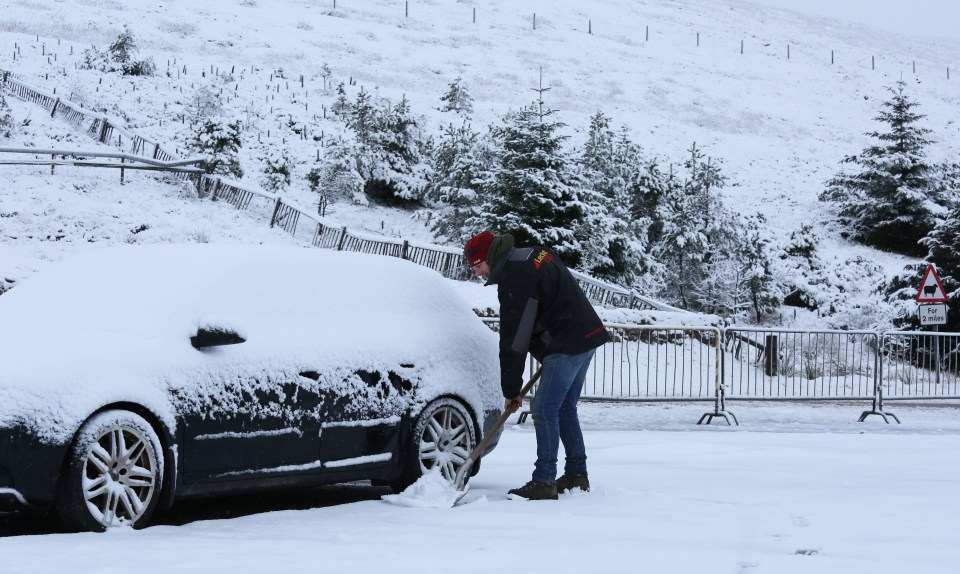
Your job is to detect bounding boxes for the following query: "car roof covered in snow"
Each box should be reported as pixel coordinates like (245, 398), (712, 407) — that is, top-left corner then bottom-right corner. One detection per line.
(0, 244), (500, 440)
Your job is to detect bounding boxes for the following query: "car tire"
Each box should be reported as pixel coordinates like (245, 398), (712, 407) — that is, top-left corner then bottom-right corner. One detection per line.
(392, 397), (476, 492)
(57, 410), (164, 532)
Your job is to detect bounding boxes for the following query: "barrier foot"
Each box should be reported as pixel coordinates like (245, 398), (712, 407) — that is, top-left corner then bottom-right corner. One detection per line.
(697, 409), (738, 426)
(858, 409), (900, 424)
(517, 410), (531, 424)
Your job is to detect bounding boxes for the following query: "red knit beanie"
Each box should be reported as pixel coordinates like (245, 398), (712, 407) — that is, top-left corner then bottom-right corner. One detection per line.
(464, 230), (495, 267)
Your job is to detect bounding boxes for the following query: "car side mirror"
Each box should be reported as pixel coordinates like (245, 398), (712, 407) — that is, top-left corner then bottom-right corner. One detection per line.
(190, 327), (246, 350)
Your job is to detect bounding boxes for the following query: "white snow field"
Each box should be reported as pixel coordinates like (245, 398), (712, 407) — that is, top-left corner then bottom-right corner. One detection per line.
(3, 401), (960, 574)
(2, 1), (960, 572)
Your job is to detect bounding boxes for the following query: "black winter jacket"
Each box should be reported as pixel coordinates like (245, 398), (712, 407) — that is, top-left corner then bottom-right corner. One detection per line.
(487, 246), (611, 398)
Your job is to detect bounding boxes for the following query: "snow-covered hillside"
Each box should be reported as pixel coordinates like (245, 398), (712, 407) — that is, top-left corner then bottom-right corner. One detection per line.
(1, 0), (958, 324)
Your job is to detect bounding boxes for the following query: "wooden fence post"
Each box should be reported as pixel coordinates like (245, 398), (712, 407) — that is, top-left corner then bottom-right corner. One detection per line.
(764, 335), (779, 376)
(401, 240), (409, 260)
(120, 156), (125, 185)
(269, 197), (283, 227)
(50, 98), (59, 117)
(337, 226), (348, 250)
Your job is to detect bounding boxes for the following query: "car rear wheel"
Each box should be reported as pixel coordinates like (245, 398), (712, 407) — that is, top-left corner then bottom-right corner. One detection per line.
(57, 410), (164, 532)
(392, 397), (476, 492)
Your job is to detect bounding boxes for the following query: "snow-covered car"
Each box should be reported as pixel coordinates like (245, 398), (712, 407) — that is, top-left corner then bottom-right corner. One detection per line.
(0, 244), (502, 531)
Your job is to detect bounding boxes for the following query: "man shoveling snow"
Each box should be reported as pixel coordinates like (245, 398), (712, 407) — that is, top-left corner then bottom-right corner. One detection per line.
(462, 231), (610, 500)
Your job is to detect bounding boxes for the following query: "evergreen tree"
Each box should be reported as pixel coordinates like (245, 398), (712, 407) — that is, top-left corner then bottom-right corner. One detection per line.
(820, 80), (943, 256)
(189, 119), (243, 179)
(363, 94), (430, 203)
(260, 148), (292, 192)
(108, 27), (137, 65)
(653, 143), (734, 310)
(781, 224), (830, 311)
(577, 112), (649, 285)
(105, 27), (154, 76)
(428, 122), (495, 244)
(347, 87), (376, 143)
(483, 103), (582, 266)
(319, 63), (333, 93)
(737, 214), (786, 323)
(0, 95), (14, 138)
(316, 134), (366, 204)
(331, 82), (351, 120)
(438, 76), (474, 116)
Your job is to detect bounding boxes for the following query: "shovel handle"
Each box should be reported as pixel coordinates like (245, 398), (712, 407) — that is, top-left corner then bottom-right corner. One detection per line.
(453, 365), (544, 490)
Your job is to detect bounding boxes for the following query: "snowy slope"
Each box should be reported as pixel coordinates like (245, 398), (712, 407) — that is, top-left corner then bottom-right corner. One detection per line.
(2, 0), (959, 316)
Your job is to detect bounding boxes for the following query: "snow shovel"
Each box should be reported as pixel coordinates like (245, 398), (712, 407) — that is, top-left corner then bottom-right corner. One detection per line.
(452, 365), (544, 498)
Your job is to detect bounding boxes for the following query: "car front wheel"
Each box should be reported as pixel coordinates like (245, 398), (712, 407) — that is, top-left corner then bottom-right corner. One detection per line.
(393, 397), (476, 492)
(57, 410), (164, 532)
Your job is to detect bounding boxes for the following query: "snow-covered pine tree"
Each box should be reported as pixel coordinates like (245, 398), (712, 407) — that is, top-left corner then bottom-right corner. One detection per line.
(108, 27), (137, 65)
(189, 119), (243, 179)
(347, 87), (376, 143)
(428, 121), (495, 244)
(0, 95), (14, 138)
(260, 148), (292, 192)
(653, 143), (733, 310)
(104, 27), (154, 76)
(577, 112), (649, 286)
(316, 134), (367, 204)
(319, 63), (333, 93)
(820, 80), (944, 256)
(737, 214), (786, 323)
(438, 76), (474, 116)
(483, 102), (582, 266)
(334, 90), (431, 205)
(781, 224), (829, 311)
(331, 82), (351, 120)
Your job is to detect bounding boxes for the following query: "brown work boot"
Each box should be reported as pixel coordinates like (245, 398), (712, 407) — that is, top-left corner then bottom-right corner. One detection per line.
(507, 480), (558, 500)
(556, 473), (590, 493)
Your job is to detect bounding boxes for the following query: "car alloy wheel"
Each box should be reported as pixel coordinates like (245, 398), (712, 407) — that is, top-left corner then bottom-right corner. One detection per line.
(58, 410), (164, 531)
(415, 398), (476, 482)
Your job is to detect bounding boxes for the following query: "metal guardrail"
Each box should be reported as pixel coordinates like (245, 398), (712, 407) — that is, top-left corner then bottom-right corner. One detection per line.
(0, 147), (204, 184)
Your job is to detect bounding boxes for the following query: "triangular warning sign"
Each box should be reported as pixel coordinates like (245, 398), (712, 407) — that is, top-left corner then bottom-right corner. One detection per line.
(916, 264), (949, 303)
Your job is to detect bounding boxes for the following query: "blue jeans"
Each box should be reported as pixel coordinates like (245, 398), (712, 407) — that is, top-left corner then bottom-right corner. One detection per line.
(529, 349), (595, 483)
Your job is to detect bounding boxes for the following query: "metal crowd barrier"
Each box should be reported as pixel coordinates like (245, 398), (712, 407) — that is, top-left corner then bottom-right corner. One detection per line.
(589, 324), (734, 425)
(723, 328), (879, 401)
(478, 321), (960, 426)
(881, 331), (960, 401)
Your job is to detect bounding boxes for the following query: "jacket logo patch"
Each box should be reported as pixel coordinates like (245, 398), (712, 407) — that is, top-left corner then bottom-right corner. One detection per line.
(533, 250), (554, 270)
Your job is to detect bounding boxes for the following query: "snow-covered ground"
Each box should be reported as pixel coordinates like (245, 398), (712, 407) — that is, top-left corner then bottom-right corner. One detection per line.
(3, 401), (959, 573)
